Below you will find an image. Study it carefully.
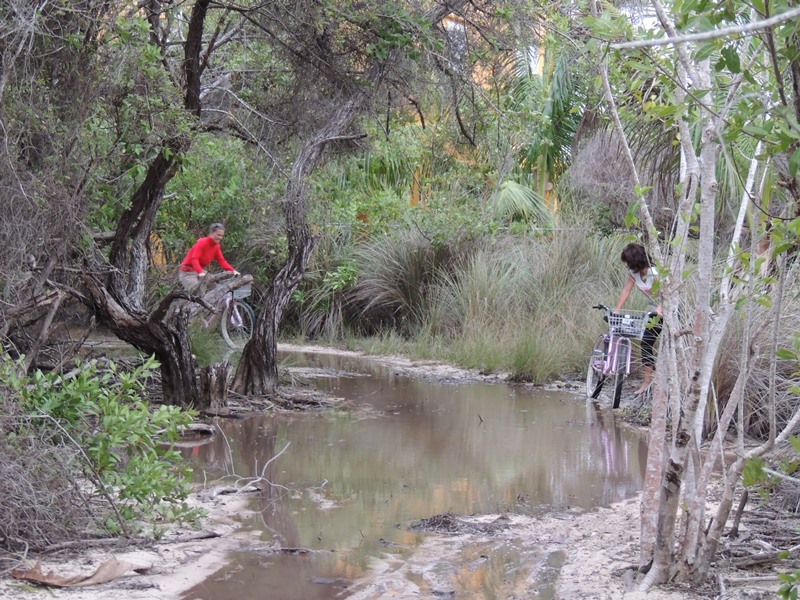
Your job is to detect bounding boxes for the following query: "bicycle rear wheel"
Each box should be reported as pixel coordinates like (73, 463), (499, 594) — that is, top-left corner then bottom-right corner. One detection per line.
(586, 335), (608, 399)
(221, 300), (255, 349)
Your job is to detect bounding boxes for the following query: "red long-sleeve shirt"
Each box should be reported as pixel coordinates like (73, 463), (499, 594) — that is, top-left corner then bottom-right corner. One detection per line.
(180, 237), (235, 274)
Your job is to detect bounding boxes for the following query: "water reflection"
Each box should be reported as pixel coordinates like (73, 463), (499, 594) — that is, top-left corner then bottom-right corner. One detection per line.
(183, 351), (647, 600)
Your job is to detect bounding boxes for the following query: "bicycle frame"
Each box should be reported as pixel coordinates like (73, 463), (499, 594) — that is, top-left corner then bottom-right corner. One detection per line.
(225, 294), (244, 327)
(601, 334), (633, 377)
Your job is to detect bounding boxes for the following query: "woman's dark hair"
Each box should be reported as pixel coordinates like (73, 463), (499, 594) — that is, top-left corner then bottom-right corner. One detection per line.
(208, 222), (225, 234)
(621, 243), (650, 271)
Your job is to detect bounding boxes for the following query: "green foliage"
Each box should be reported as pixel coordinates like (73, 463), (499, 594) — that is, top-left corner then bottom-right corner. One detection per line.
(162, 134), (278, 268)
(493, 181), (553, 227)
(779, 570), (800, 600)
(358, 5), (427, 61)
(292, 235), (359, 339)
(742, 456), (775, 494)
(324, 263), (359, 292)
(80, 14), (190, 234)
(3, 355), (200, 530)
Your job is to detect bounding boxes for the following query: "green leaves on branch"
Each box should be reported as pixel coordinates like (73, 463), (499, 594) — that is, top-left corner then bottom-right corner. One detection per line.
(624, 200), (641, 227)
(323, 263), (359, 292)
(717, 45), (741, 73)
(779, 570), (800, 600)
(581, 11), (631, 40)
(348, 5), (433, 61)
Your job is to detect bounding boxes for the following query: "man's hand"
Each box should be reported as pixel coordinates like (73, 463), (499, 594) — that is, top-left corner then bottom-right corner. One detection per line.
(198, 271), (206, 278)
(233, 270), (241, 276)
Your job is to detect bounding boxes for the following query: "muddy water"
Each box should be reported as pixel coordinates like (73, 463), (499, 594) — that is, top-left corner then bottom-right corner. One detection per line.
(182, 350), (647, 600)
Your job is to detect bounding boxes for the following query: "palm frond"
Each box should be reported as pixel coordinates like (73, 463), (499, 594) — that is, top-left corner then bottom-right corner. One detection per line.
(493, 181), (553, 226)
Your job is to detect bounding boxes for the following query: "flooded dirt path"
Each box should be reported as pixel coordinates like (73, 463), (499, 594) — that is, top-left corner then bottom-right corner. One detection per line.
(182, 349), (648, 599)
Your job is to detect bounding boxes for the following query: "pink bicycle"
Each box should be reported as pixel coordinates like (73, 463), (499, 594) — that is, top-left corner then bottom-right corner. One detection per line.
(586, 304), (656, 408)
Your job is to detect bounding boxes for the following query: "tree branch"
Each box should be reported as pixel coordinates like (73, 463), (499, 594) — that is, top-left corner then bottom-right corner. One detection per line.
(611, 7), (800, 50)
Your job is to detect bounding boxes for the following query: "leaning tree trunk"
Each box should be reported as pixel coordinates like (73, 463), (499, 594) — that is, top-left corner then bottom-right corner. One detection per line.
(233, 226), (316, 395)
(86, 139), (198, 404)
(233, 98), (364, 396)
(232, 2), (470, 395)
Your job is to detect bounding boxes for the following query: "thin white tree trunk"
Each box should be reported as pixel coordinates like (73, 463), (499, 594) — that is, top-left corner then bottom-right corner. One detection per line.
(641, 51), (719, 589)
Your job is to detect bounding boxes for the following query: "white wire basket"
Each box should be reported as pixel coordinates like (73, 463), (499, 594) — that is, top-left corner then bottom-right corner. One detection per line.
(608, 310), (651, 339)
(232, 283), (252, 299)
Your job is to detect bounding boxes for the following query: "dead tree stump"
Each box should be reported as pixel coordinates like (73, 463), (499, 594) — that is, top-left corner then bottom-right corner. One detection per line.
(199, 361), (230, 414)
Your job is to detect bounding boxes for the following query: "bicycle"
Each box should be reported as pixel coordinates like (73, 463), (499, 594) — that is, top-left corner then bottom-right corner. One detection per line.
(220, 282), (256, 349)
(586, 304), (656, 408)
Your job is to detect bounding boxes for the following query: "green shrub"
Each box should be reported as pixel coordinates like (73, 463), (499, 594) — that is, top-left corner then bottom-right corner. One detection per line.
(2, 355), (200, 539)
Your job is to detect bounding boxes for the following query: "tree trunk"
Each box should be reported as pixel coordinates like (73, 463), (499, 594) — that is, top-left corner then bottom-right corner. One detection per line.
(83, 275), (200, 407)
(233, 98), (364, 395)
(230, 1), (472, 395)
(199, 361), (230, 414)
(233, 226), (316, 395)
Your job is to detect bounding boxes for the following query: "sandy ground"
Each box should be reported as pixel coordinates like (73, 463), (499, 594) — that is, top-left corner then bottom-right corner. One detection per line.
(0, 489), (259, 600)
(3, 490), (774, 600)
(0, 345), (783, 599)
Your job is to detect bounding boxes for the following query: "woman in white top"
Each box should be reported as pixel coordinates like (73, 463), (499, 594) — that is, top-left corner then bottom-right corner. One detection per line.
(615, 243), (662, 395)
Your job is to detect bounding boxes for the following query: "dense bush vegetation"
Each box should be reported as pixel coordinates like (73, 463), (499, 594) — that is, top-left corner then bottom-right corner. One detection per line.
(0, 356), (199, 551)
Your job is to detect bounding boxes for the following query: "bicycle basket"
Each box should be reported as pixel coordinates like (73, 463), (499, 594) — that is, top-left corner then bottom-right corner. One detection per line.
(608, 310), (650, 339)
(232, 283), (252, 299)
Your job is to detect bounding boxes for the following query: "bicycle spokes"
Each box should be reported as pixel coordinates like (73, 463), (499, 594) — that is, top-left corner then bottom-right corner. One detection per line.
(590, 374), (606, 399)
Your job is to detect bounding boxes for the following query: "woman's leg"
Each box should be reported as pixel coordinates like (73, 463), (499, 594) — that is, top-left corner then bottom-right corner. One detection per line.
(178, 270), (200, 291)
(638, 321), (662, 394)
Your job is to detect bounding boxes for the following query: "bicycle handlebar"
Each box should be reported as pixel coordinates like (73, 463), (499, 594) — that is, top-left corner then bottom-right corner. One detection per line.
(592, 304), (658, 318)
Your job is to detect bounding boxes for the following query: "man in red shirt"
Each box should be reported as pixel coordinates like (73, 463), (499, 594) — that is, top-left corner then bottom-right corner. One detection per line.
(178, 223), (240, 291)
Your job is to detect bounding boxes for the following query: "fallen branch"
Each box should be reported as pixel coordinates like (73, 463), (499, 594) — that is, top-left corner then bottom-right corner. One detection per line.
(725, 575), (782, 583)
(41, 529), (222, 554)
(732, 542), (800, 568)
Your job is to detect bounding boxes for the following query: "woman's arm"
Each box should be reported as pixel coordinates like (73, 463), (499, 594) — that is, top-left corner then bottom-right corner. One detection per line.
(214, 244), (237, 273)
(615, 276), (635, 310)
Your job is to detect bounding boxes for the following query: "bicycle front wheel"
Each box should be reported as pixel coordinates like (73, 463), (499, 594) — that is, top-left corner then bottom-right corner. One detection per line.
(612, 338), (635, 408)
(612, 365), (625, 408)
(586, 335), (608, 400)
(221, 300), (256, 349)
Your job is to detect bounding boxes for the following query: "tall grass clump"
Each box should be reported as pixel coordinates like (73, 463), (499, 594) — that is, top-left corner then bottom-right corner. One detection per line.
(420, 221), (631, 381)
(424, 245), (527, 371)
(515, 226), (631, 368)
(510, 227), (629, 381)
(347, 229), (456, 335)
